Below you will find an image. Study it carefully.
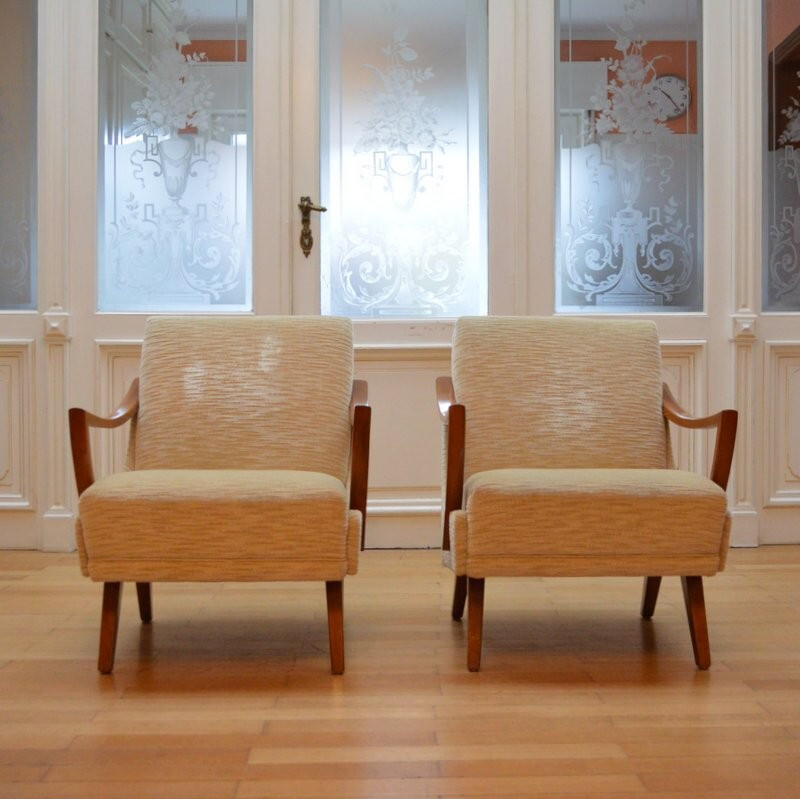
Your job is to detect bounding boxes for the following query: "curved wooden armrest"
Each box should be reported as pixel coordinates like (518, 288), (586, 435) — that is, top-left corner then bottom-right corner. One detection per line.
(349, 380), (371, 550)
(436, 375), (456, 420)
(69, 379), (139, 496)
(437, 376), (465, 551)
(350, 379), (368, 416)
(662, 382), (738, 491)
(82, 378), (140, 429)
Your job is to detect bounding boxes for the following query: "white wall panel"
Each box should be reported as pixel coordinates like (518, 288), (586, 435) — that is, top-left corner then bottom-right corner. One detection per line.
(0, 342), (34, 508)
(355, 345), (449, 548)
(95, 341), (141, 478)
(766, 343), (800, 505)
(661, 341), (706, 474)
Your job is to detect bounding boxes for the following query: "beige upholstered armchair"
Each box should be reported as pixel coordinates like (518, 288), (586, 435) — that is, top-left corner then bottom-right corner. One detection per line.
(69, 316), (370, 675)
(437, 317), (737, 671)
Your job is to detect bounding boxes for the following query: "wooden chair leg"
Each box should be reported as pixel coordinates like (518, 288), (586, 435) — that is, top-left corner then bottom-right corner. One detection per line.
(681, 576), (711, 670)
(325, 580), (345, 675)
(641, 576), (662, 619)
(452, 574), (467, 620)
(98, 582), (123, 674)
(135, 582), (152, 623)
(467, 577), (485, 672)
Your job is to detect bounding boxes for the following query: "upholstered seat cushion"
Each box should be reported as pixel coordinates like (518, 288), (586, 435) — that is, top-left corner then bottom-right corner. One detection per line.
(76, 469), (361, 582)
(446, 468), (730, 577)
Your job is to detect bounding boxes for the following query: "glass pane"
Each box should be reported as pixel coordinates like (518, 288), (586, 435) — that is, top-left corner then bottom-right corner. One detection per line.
(0, 1), (36, 310)
(556, 0), (703, 311)
(320, 0), (487, 318)
(765, 0), (800, 310)
(99, 0), (251, 312)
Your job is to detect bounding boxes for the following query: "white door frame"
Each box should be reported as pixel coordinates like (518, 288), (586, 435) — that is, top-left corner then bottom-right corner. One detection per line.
(4, 0), (794, 550)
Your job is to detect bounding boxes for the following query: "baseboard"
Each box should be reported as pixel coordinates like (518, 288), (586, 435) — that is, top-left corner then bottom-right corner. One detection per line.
(364, 513), (440, 549)
(729, 509), (760, 547)
(41, 511), (76, 552)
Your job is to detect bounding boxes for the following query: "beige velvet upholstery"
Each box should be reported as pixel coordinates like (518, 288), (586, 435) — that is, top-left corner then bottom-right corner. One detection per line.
(78, 470), (360, 582)
(440, 316), (736, 671)
(448, 469), (730, 577)
(70, 315), (369, 674)
(131, 316), (353, 481)
(453, 316), (670, 476)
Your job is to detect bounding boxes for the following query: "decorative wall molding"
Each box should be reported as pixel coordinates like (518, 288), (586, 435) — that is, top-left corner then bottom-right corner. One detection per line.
(45, 341), (70, 514)
(355, 344), (451, 363)
(660, 340), (706, 473)
(733, 336), (758, 508)
(765, 342), (800, 505)
(733, 314), (757, 341)
(42, 310), (70, 341)
(0, 341), (35, 509)
(731, 0), (762, 314)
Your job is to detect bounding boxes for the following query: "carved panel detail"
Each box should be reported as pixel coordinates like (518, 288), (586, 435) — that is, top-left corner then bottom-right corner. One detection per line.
(0, 341), (34, 508)
(95, 342), (142, 479)
(660, 341), (706, 473)
(766, 343), (800, 504)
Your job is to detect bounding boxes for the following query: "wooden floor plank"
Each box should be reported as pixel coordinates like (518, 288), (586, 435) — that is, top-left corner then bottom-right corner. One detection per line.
(0, 547), (799, 798)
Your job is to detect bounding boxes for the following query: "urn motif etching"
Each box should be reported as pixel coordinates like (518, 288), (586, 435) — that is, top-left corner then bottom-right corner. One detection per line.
(766, 67), (800, 309)
(320, 0), (487, 318)
(558, 0), (702, 311)
(101, 0), (249, 311)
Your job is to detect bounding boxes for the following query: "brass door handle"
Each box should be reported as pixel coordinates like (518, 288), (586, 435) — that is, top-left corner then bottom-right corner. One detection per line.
(298, 196), (327, 257)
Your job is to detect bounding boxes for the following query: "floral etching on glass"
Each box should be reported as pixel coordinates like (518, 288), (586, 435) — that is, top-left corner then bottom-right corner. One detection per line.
(321, 0), (486, 319)
(558, 0), (701, 311)
(102, 0), (248, 310)
(768, 68), (800, 307)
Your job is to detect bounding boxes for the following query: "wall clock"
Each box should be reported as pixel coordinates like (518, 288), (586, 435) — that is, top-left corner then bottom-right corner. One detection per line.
(648, 74), (691, 120)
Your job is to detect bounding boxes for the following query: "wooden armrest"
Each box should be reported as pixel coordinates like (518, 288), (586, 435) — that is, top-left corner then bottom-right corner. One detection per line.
(68, 379), (139, 496)
(350, 379), (368, 416)
(81, 379), (140, 429)
(349, 380), (371, 550)
(437, 376), (465, 551)
(436, 375), (456, 420)
(662, 382), (738, 491)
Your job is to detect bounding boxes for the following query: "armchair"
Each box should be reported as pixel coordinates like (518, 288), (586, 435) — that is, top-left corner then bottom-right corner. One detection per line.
(69, 316), (370, 674)
(438, 317), (736, 671)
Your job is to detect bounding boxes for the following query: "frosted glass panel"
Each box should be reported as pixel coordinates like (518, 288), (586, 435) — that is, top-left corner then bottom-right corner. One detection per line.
(99, 0), (250, 312)
(0, 1), (36, 310)
(320, 0), (487, 318)
(765, 0), (800, 310)
(557, 0), (703, 312)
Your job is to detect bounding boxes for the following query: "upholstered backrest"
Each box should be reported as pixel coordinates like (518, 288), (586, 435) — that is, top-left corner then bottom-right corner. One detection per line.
(452, 317), (669, 478)
(131, 316), (353, 482)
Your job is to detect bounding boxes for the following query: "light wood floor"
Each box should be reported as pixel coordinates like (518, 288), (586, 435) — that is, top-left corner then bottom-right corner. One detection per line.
(1, 547), (799, 798)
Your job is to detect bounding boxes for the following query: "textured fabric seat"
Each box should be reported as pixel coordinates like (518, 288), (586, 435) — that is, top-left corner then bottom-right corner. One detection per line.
(448, 468), (729, 577)
(77, 470), (361, 582)
(437, 316), (737, 671)
(69, 316), (371, 674)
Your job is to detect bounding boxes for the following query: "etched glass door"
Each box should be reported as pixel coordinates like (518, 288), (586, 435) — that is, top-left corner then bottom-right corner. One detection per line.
(557, 0), (703, 312)
(319, 0), (487, 318)
(99, 0), (250, 312)
(0, 1), (36, 310)
(765, 0), (800, 310)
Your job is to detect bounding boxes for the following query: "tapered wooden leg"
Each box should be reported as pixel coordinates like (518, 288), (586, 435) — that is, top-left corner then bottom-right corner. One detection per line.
(452, 574), (467, 620)
(641, 576), (662, 619)
(467, 577), (485, 672)
(325, 581), (345, 675)
(98, 582), (123, 675)
(681, 576), (711, 670)
(135, 582), (152, 623)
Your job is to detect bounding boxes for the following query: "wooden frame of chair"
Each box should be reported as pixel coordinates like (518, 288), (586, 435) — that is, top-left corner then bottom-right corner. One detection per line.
(436, 376), (738, 672)
(68, 378), (371, 676)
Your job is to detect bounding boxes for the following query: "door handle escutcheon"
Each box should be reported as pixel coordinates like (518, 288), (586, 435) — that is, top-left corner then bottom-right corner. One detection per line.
(298, 196), (327, 257)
